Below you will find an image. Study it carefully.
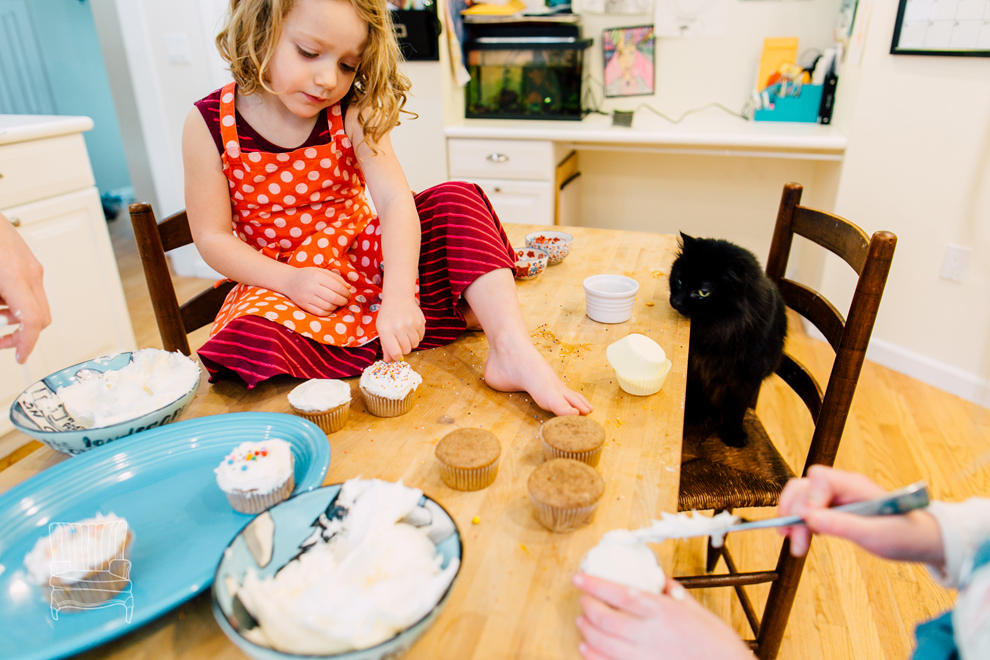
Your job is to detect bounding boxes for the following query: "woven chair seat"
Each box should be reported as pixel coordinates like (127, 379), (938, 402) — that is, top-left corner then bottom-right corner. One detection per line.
(678, 409), (795, 512)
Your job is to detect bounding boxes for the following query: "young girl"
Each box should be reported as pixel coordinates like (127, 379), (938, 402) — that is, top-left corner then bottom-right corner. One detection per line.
(182, 0), (591, 416)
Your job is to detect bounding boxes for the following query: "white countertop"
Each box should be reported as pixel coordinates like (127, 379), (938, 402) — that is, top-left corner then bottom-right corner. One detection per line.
(446, 112), (846, 157)
(0, 115), (94, 146)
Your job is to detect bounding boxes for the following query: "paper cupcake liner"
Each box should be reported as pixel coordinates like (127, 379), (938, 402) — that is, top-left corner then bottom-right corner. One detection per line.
(615, 372), (670, 396)
(438, 459), (499, 491)
(290, 403), (350, 434)
(540, 436), (603, 467)
(362, 389), (415, 418)
(226, 468), (295, 515)
(48, 531), (134, 604)
(530, 496), (600, 533)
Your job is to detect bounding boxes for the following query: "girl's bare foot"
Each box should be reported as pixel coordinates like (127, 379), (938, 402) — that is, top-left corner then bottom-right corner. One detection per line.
(483, 332), (592, 416)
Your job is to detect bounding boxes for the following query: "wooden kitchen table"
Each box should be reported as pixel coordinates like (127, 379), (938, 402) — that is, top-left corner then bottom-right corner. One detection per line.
(0, 225), (689, 660)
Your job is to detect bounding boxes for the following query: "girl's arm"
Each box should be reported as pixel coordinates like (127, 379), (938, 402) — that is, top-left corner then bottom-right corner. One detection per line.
(346, 108), (425, 362)
(182, 109), (354, 316)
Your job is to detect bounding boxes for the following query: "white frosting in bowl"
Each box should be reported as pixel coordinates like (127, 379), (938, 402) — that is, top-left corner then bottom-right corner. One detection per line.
(288, 379), (351, 412)
(215, 439), (294, 496)
(56, 349), (200, 429)
(235, 479), (459, 655)
(23, 512), (128, 585)
(360, 361), (422, 400)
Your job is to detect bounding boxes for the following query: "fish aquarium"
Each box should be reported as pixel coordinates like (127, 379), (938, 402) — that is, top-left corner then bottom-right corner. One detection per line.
(463, 16), (592, 121)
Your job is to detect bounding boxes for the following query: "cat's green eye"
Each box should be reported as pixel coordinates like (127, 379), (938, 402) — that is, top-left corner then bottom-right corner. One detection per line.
(696, 289), (710, 298)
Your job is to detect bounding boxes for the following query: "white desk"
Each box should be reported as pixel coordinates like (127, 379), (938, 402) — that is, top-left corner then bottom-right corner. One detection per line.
(444, 113), (846, 226)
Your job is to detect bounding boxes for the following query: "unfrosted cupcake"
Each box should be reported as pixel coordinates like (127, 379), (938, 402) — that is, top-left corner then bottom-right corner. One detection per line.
(436, 428), (501, 491)
(540, 416), (605, 467)
(23, 512), (133, 603)
(288, 379), (351, 434)
(360, 360), (422, 417)
(528, 458), (605, 533)
(215, 439), (295, 514)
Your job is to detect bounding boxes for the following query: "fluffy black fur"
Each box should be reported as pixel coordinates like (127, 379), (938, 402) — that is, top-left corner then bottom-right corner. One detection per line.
(668, 233), (787, 448)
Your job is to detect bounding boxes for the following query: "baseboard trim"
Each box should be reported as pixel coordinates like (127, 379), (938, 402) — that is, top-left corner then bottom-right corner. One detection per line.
(802, 321), (990, 409)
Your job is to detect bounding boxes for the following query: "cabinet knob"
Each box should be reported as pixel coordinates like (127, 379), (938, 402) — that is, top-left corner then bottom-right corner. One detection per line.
(9, 216), (20, 227)
(493, 186), (502, 193)
(486, 153), (509, 164)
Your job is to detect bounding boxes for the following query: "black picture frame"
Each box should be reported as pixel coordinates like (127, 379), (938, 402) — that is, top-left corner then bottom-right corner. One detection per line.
(890, 0), (990, 57)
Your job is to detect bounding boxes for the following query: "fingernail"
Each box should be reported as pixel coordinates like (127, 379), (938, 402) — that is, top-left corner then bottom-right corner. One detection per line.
(579, 642), (587, 655)
(572, 574), (584, 587)
(671, 583), (686, 601)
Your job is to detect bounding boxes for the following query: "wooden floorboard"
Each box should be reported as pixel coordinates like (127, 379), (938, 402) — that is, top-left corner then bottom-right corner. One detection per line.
(5, 215), (990, 658)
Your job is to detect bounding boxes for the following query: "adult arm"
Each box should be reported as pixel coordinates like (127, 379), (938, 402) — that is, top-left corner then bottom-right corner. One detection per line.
(182, 108), (353, 316)
(346, 108), (424, 362)
(0, 213), (51, 363)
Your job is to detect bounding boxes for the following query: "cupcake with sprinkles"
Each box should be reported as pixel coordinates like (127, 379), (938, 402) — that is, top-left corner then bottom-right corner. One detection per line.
(215, 439), (295, 514)
(359, 360), (423, 417)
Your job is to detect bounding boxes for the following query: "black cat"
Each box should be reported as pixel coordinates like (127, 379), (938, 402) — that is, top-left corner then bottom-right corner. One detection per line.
(668, 233), (787, 448)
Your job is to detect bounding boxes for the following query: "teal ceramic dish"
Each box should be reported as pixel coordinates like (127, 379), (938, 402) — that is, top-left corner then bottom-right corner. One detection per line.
(212, 485), (462, 660)
(9, 351), (201, 455)
(0, 412), (331, 660)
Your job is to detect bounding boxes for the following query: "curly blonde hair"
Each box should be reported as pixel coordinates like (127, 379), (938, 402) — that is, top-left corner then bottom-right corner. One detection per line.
(216, 0), (411, 151)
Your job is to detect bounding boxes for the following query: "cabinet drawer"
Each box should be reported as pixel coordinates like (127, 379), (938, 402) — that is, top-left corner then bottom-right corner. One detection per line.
(461, 178), (554, 227)
(447, 139), (554, 182)
(0, 133), (94, 209)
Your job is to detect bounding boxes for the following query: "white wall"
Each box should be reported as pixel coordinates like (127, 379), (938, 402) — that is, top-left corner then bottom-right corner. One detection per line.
(823, 0), (990, 407)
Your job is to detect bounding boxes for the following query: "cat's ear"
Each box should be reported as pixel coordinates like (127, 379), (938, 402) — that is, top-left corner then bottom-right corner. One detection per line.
(679, 232), (696, 248)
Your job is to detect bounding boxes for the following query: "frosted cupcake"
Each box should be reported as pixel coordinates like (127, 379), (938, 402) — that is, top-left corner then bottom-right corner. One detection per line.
(215, 439), (295, 514)
(540, 416), (605, 467)
(436, 428), (501, 491)
(360, 360), (422, 417)
(528, 458), (605, 533)
(23, 512), (133, 603)
(288, 379), (351, 434)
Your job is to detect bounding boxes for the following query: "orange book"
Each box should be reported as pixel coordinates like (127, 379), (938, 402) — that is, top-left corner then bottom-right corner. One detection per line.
(757, 38), (798, 91)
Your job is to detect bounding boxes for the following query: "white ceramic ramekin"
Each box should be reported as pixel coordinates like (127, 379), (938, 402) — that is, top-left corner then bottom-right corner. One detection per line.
(583, 274), (640, 324)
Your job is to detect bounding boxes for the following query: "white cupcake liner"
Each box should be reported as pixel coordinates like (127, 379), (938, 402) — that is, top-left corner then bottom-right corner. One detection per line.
(48, 531), (134, 603)
(438, 459), (500, 491)
(290, 403), (350, 434)
(539, 433), (603, 467)
(362, 389), (415, 417)
(530, 496), (600, 533)
(225, 458), (295, 514)
(606, 334), (673, 396)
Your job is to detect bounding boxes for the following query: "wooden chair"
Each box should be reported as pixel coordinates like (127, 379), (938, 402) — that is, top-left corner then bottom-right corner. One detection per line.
(129, 203), (235, 356)
(675, 183), (897, 660)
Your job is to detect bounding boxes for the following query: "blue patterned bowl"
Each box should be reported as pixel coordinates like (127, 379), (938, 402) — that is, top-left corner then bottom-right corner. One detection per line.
(212, 485), (463, 660)
(9, 351), (201, 455)
(513, 246), (549, 280)
(525, 231), (573, 265)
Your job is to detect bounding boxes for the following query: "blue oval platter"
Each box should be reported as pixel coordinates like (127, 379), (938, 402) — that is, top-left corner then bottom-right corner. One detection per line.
(0, 412), (330, 660)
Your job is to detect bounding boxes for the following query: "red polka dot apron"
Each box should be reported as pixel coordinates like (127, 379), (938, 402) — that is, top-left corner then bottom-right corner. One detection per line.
(210, 82), (392, 347)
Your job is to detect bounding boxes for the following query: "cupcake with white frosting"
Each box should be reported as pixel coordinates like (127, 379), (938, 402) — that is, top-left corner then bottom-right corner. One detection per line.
(215, 440), (295, 514)
(288, 379), (351, 434)
(23, 512), (133, 603)
(360, 360), (422, 418)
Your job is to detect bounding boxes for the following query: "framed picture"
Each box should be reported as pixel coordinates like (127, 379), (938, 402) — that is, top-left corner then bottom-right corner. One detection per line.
(602, 25), (656, 97)
(891, 0), (990, 57)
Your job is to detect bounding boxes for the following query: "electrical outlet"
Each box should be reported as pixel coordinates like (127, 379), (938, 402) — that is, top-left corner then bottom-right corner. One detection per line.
(940, 244), (971, 282)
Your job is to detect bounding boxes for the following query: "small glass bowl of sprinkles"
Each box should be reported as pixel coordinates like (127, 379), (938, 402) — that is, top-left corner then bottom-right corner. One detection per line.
(524, 231), (573, 265)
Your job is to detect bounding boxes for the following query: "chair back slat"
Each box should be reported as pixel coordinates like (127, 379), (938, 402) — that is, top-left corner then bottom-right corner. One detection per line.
(181, 281), (236, 334)
(158, 210), (194, 253)
(775, 279), (845, 352)
(775, 354), (823, 421)
(791, 207), (871, 275)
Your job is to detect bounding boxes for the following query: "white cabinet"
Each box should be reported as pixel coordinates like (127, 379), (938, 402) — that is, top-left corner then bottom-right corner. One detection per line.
(447, 138), (556, 226)
(0, 116), (135, 441)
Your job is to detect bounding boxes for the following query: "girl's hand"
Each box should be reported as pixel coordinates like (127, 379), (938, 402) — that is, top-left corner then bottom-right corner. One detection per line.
(281, 268), (355, 316)
(778, 465), (945, 566)
(573, 573), (754, 660)
(0, 216), (51, 364)
(376, 295), (425, 362)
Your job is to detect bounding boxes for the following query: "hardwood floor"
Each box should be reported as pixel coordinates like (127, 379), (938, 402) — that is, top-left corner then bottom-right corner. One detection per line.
(7, 215), (990, 658)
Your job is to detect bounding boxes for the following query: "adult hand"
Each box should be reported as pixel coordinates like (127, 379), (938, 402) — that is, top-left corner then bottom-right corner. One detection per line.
(281, 267), (355, 316)
(376, 295), (425, 362)
(573, 573), (754, 660)
(777, 465), (945, 567)
(0, 216), (51, 363)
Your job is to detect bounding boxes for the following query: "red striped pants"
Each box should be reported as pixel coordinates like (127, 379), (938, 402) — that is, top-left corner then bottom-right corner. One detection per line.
(198, 182), (515, 388)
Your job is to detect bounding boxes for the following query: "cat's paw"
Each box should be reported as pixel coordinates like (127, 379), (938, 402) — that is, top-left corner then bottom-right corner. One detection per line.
(720, 428), (749, 448)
